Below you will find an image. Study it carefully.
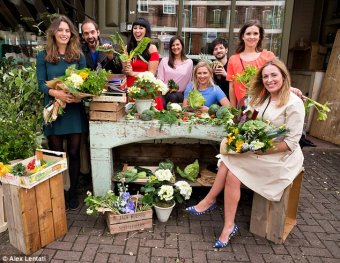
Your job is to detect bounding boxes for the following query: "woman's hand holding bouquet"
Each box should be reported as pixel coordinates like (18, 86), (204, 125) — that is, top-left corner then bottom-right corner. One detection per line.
(44, 65), (109, 123)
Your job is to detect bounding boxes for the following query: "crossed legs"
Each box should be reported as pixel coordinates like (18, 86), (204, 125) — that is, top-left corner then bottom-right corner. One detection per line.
(190, 161), (241, 244)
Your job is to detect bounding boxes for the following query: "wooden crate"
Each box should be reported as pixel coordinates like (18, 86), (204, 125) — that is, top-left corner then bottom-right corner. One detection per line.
(105, 209), (153, 234)
(92, 92), (127, 103)
(3, 173), (67, 255)
(249, 170), (304, 244)
(0, 149), (67, 189)
(90, 96), (126, 121)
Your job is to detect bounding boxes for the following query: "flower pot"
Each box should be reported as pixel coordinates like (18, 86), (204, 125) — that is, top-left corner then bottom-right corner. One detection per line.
(154, 202), (175, 223)
(135, 99), (153, 114)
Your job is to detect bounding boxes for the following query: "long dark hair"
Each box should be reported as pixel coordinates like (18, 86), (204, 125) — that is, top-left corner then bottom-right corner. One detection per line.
(127, 17), (151, 61)
(45, 15), (81, 63)
(235, 20), (264, 54)
(168, 36), (187, 69)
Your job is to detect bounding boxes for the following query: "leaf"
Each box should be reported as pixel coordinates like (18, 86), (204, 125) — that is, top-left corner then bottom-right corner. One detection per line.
(129, 37), (151, 60)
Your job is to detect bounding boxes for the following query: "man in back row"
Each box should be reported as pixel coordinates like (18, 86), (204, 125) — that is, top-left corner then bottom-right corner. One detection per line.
(211, 38), (229, 99)
(81, 18), (122, 73)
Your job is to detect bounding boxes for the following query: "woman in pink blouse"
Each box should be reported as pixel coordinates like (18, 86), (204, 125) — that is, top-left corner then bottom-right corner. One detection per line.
(157, 36), (193, 104)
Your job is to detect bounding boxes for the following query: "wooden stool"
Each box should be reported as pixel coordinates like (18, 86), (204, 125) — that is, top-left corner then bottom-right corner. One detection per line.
(0, 185), (7, 233)
(249, 170), (304, 244)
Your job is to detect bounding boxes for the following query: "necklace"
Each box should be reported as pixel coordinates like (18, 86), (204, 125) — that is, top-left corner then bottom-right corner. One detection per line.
(261, 96), (271, 120)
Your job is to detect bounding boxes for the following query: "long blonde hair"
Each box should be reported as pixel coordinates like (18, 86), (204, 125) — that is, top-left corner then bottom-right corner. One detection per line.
(45, 15), (82, 63)
(249, 58), (291, 107)
(192, 61), (215, 90)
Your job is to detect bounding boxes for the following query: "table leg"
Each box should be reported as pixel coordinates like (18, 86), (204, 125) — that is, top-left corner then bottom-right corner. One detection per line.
(90, 148), (113, 196)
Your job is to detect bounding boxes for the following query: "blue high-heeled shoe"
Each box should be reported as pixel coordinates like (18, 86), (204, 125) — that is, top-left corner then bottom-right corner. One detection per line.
(185, 203), (217, 215)
(213, 224), (238, 248)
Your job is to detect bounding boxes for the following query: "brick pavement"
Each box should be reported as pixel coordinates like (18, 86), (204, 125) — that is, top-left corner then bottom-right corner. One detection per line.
(0, 143), (339, 263)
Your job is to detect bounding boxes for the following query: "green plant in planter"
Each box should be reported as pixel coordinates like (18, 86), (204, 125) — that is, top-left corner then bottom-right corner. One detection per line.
(0, 57), (44, 163)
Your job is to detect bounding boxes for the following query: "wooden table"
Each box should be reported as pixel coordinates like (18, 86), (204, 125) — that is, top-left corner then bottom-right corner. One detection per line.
(89, 119), (225, 195)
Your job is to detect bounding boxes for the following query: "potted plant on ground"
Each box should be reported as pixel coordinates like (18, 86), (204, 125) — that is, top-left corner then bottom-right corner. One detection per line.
(140, 169), (192, 222)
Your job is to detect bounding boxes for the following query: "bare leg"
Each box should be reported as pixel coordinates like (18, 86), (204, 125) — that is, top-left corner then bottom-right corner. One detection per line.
(194, 162), (229, 212)
(218, 170), (241, 242)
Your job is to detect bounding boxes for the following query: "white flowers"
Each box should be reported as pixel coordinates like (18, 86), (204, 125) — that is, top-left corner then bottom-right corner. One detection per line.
(155, 169), (173, 182)
(169, 103), (182, 112)
(158, 185), (174, 201)
(65, 73), (84, 89)
(174, 181), (192, 200)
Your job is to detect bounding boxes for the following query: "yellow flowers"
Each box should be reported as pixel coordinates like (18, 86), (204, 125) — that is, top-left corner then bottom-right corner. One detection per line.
(79, 71), (89, 80)
(235, 140), (245, 153)
(0, 162), (11, 177)
(227, 133), (235, 145)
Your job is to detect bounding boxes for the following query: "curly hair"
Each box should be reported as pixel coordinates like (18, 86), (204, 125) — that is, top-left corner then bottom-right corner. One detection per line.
(249, 58), (291, 107)
(45, 15), (82, 63)
(235, 20), (264, 54)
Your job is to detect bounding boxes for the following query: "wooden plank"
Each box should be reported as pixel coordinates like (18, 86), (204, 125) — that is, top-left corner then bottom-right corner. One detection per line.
(266, 186), (290, 244)
(19, 186), (41, 255)
(35, 180), (55, 247)
(49, 173), (68, 238)
(0, 185), (7, 233)
(89, 108), (125, 121)
(107, 219), (153, 234)
(2, 184), (19, 250)
(106, 210), (152, 224)
(249, 193), (270, 238)
(92, 94), (127, 103)
(309, 29), (340, 144)
(286, 171), (304, 220)
(90, 102), (125, 112)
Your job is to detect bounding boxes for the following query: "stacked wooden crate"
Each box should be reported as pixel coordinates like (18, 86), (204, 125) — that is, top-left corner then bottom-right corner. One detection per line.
(1, 150), (68, 255)
(89, 95), (126, 121)
(89, 73), (127, 121)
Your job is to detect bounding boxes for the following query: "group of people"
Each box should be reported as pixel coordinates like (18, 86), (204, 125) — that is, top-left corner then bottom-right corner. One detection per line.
(37, 15), (305, 248)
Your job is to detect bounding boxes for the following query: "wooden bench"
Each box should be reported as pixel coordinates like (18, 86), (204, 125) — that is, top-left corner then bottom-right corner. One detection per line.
(250, 170), (304, 244)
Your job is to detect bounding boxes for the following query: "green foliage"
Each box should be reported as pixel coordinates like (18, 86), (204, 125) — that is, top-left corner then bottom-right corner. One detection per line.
(304, 97), (330, 121)
(235, 65), (258, 89)
(176, 160), (200, 182)
(208, 104), (220, 115)
(187, 89), (206, 109)
(140, 109), (155, 121)
(0, 58), (44, 163)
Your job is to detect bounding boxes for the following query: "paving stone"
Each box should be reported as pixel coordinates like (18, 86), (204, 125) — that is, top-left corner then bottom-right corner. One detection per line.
(93, 252), (109, 263)
(151, 247), (178, 258)
(72, 235), (90, 251)
(108, 253), (136, 263)
(136, 247), (151, 263)
(97, 244), (124, 254)
(54, 250), (82, 261)
(46, 241), (73, 250)
(262, 254), (294, 263)
(81, 243), (99, 262)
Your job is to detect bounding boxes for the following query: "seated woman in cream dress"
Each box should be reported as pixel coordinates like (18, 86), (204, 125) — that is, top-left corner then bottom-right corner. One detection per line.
(185, 58), (305, 248)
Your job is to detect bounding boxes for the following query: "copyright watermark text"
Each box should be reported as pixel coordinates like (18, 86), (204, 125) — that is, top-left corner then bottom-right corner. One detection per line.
(1, 255), (48, 262)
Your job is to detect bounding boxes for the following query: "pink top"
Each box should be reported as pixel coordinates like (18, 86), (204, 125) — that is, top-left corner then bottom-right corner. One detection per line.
(157, 57), (193, 92)
(226, 50), (275, 103)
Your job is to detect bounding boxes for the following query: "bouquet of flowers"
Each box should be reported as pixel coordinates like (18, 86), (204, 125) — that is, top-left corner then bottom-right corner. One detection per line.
(84, 183), (151, 215)
(127, 71), (168, 100)
(140, 169), (192, 208)
(221, 114), (287, 154)
(44, 65), (109, 123)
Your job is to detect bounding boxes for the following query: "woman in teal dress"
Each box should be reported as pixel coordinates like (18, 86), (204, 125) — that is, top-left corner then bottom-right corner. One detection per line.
(36, 15), (87, 210)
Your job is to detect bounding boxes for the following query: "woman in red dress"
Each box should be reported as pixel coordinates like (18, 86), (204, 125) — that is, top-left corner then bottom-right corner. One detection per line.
(123, 18), (163, 110)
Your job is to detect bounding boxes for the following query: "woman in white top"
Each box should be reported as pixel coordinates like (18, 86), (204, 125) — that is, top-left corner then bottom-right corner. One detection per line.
(157, 36), (193, 104)
(186, 58), (305, 248)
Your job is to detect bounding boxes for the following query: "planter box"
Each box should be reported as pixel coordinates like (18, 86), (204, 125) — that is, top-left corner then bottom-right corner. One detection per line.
(105, 209), (153, 234)
(3, 173), (67, 255)
(0, 149), (67, 189)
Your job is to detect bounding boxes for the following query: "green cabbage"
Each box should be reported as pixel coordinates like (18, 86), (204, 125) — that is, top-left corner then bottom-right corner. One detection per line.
(176, 160), (199, 182)
(188, 90), (206, 109)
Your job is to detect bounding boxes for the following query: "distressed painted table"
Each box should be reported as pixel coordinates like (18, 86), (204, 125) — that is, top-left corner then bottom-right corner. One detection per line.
(89, 120), (225, 195)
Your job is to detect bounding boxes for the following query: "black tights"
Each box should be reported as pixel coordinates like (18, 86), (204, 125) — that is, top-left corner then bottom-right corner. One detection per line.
(48, 133), (82, 200)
